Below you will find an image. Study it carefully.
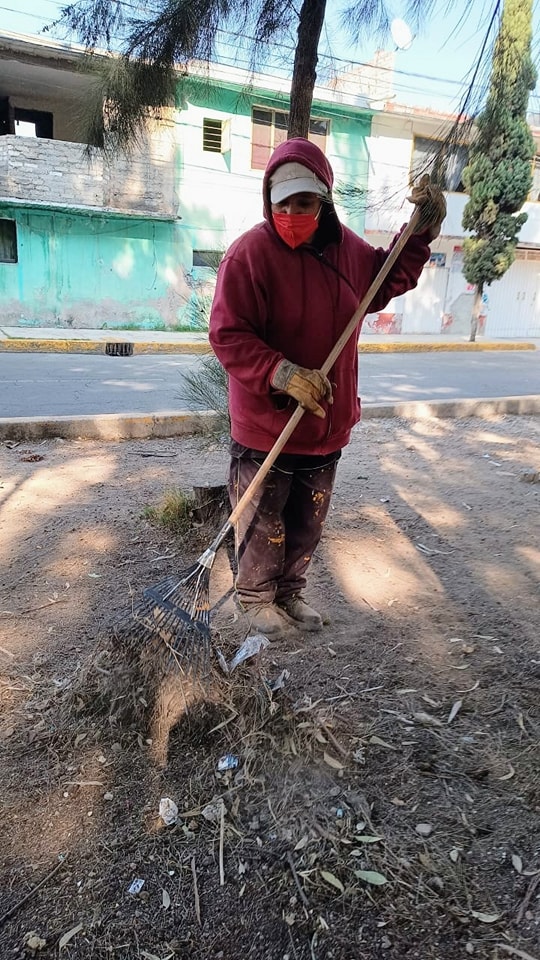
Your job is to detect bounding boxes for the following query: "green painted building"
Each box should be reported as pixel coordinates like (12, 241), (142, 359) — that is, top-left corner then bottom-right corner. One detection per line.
(0, 33), (373, 330)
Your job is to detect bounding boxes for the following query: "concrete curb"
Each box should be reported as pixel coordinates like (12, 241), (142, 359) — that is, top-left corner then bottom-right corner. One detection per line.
(1, 396), (539, 442)
(358, 341), (536, 354)
(0, 339), (214, 356)
(360, 395), (540, 420)
(0, 338), (535, 356)
(0, 411), (219, 442)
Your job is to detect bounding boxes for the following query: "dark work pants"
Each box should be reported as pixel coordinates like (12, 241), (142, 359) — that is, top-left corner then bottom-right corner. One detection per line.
(229, 448), (339, 606)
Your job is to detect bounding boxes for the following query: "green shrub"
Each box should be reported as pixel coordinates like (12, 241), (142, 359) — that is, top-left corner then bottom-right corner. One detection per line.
(144, 489), (195, 535)
(179, 353), (230, 442)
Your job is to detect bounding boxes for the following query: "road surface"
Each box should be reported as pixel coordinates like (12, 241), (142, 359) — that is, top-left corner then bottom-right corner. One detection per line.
(0, 350), (538, 419)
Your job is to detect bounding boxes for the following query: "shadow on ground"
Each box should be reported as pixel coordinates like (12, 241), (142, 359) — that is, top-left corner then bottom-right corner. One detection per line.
(0, 417), (539, 959)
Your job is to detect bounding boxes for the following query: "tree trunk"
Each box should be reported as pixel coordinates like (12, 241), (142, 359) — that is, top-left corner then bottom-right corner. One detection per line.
(288, 0), (326, 139)
(469, 284), (484, 342)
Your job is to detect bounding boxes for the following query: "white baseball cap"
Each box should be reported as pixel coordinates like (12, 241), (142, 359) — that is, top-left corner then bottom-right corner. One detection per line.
(269, 162), (328, 204)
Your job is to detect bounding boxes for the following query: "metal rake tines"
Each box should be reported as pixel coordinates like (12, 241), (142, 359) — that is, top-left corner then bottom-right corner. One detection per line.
(128, 563), (212, 674)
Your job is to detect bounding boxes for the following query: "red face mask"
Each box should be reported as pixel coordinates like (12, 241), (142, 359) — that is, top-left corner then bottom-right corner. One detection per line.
(272, 211), (320, 249)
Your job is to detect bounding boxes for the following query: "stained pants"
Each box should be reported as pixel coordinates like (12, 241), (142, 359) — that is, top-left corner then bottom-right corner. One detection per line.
(229, 446), (339, 606)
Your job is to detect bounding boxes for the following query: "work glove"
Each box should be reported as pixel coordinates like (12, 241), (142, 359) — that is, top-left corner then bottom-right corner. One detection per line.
(271, 359), (333, 419)
(407, 173), (447, 241)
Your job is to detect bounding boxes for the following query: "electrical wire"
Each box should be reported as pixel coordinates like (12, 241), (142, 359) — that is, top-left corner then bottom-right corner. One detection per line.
(0, 52), (478, 125)
(2, 0), (540, 121)
(0, 1), (528, 108)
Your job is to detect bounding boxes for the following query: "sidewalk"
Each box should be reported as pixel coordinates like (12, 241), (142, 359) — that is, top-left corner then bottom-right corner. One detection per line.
(0, 325), (537, 355)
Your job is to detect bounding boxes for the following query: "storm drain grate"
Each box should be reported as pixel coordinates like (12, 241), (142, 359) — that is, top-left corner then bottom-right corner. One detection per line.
(105, 342), (134, 357)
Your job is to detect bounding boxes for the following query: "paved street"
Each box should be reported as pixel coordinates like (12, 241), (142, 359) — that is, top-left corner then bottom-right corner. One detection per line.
(0, 350), (538, 419)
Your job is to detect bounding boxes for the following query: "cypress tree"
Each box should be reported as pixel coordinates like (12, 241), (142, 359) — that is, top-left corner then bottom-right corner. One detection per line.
(461, 0), (536, 340)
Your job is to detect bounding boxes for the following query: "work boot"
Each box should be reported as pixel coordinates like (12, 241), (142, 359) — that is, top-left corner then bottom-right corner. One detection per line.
(277, 595), (323, 631)
(240, 602), (287, 637)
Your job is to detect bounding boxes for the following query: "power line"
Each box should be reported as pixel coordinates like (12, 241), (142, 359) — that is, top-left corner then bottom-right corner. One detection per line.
(3, 0), (540, 116)
(0, 58), (469, 107)
(0, 45), (476, 118)
(0, 4), (508, 104)
(0, 5), (49, 21)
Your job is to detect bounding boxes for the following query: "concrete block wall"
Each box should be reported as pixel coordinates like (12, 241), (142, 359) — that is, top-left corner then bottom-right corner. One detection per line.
(0, 129), (177, 218)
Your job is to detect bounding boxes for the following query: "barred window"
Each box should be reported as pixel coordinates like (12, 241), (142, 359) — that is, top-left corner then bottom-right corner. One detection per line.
(203, 118), (223, 153)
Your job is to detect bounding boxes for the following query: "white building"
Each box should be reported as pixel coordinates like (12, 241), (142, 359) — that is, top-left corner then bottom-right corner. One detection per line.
(363, 101), (540, 338)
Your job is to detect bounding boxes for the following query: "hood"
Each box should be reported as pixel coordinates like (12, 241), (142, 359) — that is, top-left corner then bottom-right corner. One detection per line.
(262, 137), (342, 246)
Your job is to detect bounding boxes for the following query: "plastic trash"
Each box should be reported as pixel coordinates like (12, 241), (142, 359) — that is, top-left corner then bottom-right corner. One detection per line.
(23, 933), (47, 951)
(202, 798), (226, 822)
(228, 634), (270, 672)
(217, 754), (239, 772)
(159, 797), (178, 826)
(128, 878), (145, 894)
(215, 647), (229, 674)
(266, 669), (290, 692)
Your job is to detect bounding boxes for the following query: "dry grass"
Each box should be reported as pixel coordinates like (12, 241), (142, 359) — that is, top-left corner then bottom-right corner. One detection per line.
(143, 488), (196, 536)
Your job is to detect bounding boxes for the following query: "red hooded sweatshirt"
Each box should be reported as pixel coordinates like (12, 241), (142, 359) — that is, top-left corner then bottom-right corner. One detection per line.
(209, 138), (431, 455)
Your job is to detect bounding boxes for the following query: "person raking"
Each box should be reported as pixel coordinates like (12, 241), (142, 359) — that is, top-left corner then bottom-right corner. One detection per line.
(209, 137), (446, 638)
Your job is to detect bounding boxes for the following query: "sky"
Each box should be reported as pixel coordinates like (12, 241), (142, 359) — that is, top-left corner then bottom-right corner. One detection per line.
(1, 0), (540, 116)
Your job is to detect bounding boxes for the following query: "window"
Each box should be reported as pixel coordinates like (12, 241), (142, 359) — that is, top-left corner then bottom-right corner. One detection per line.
(0, 96), (12, 136)
(15, 119), (37, 137)
(14, 108), (53, 139)
(0, 219), (17, 263)
(251, 108), (329, 169)
(528, 157), (540, 202)
(203, 118), (224, 152)
(1, 102), (53, 138)
(515, 247), (540, 260)
(411, 136), (468, 193)
(192, 250), (223, 270)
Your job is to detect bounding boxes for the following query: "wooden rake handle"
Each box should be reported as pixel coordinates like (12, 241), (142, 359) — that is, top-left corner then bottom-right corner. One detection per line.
(214, 208), (421, 547)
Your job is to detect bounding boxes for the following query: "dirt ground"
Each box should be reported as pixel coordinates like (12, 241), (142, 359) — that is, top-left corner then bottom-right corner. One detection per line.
(1, 414), (539, 960)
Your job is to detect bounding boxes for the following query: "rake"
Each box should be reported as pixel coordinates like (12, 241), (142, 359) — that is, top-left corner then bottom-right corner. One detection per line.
(118, 204), (423, 673)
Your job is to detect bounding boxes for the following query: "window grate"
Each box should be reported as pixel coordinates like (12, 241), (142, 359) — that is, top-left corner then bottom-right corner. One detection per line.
(203, 118), (223, 152)
(0, 219), (17, 263)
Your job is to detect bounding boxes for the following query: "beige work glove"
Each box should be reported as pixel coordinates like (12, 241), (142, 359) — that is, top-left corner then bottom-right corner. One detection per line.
(407, 173), (447, 241)
(271, 359), (333, 419)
